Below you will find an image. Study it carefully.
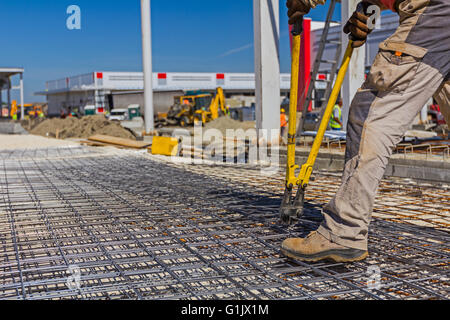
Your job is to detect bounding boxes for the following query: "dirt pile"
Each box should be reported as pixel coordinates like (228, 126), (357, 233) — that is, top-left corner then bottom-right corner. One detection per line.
(20, 117), (46, 131)
(204, 117), (255, 135)
(31, 115), (136, 140)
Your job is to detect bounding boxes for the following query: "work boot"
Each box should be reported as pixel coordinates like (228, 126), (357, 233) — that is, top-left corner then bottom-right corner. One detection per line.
(281, 231), (368, 263)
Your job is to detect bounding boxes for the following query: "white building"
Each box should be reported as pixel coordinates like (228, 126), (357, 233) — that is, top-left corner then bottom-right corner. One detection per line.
(36, 71), (292, 117)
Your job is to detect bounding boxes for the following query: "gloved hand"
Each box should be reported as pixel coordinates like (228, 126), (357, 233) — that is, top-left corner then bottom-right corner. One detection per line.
(286, 0), (311, 25)
(343, 10), (372, 48)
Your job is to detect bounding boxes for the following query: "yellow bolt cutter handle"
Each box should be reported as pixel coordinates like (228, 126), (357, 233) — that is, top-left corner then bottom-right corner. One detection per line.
(281, 41), (354, 225)
(296, 42), (354, 188)
(285, 19), (303, 189)
(282, 38), (355, 225)
(286, 21), (355, 190)
(280, 18), (305, 225)
(281, 1), (368, 225)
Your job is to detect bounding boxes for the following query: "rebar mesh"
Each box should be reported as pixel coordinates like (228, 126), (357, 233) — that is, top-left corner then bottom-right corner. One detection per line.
(0, 147), (448, 300)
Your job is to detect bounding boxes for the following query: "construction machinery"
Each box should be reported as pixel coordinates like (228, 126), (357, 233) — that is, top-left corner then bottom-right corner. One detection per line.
(10, 101), (44, 119)
(10, 100), (18, 119)
(156, 87), (228, 127)
(27, 105), (45, 118)
(280, 2), (368, 225)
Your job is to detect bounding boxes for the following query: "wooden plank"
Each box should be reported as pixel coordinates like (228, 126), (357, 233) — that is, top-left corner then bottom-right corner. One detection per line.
(88, 135), (151, 149)
(80, 140), (110, 147)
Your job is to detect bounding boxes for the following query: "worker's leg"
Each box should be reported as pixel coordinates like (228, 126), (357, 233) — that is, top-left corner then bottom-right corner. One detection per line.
(318, 65), (444, 250)
(282, 0), (450, 261)
(317, 0), (450, 250)
(434, 80), (450, 125)
(282, 64), (446, 261)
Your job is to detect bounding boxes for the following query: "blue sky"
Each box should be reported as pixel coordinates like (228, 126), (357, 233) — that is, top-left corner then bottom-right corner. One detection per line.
(0, 0), (339, 102)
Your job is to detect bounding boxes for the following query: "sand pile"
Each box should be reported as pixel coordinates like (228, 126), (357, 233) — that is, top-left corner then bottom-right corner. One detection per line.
(204, 117), (255, 135)
(31, 115), (136, 140)
(20, 117), (46, 131)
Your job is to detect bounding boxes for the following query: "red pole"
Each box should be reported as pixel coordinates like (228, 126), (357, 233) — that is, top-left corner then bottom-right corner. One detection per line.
(289, 18), (311, 112)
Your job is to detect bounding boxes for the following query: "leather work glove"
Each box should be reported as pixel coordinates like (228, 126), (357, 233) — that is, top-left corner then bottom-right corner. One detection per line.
(286, 0), (311, 24)
(343, 10), (373, 48)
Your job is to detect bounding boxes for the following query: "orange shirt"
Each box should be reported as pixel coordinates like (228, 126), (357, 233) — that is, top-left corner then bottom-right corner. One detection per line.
(280, 114), (288, 128)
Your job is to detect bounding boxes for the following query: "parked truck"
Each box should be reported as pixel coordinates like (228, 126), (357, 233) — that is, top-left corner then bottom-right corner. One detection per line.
(108, 105), (141, 121)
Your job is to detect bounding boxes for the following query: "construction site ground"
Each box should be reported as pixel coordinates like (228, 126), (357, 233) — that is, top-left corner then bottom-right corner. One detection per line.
(0, 135), (448, 300)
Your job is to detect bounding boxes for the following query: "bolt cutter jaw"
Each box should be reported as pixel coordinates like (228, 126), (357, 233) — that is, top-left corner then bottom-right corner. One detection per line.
(280, 186), (305, 226)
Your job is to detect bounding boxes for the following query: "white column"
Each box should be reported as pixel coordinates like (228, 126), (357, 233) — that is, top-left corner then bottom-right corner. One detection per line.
(141, 0), (154, 133)
(341, 0), (366, 129)
(421, 98), (432, 124)
(94, 90), (98, 108)
(20, 74), (25, 120)
(7, 78), (11, 115)
(253, 0), (280, 135)
(420, 105), (428, 124)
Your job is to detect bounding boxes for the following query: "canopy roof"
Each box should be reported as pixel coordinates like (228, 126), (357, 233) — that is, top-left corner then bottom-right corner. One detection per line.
(0, 67), (24, 78)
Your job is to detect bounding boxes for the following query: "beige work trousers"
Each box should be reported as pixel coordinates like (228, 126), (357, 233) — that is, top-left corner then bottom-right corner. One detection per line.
(318, 0), (450, 250)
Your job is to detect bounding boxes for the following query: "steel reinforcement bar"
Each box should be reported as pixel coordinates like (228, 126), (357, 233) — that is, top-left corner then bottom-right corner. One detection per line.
(0, 147), (448, 300)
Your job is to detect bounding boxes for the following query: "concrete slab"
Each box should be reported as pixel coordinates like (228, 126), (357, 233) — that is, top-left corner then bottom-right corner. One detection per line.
(0, 122), (28, 135)
(0, 134), (78, 150)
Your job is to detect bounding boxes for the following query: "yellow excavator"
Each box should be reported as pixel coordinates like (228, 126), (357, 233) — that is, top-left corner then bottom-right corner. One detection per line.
(9, 101), (32, 120)
(28, 105), (45, 118)
(10, 101), (45, 120)
(10, 100), (18, 120)
(157, 87), (228, 127)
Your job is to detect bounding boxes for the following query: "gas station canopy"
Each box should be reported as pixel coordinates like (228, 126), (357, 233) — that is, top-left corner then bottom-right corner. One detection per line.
(0, 67), (24, 87)
(0, 67), (25, 118)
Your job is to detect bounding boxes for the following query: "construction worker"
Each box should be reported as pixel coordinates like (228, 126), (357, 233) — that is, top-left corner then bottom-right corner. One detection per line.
(329, 99), (343, 131)
(280, 108), (288, 145)
(282, 0), (450, 262)
(280, 108), (288, 134)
